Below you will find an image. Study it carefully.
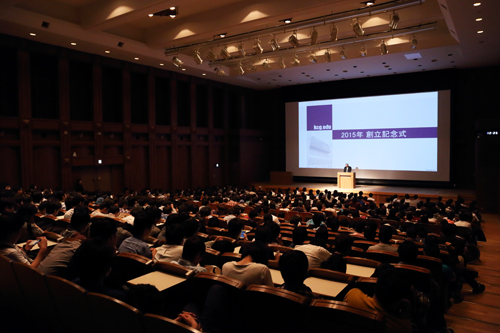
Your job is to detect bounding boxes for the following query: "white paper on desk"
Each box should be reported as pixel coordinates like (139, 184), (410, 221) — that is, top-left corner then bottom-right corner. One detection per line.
(304, 277), (347, 298)
(16, 240), (58, 251)
(127, 271), (186, 292)
(346, 264), (375, 278)
(270, 269), (284, 285)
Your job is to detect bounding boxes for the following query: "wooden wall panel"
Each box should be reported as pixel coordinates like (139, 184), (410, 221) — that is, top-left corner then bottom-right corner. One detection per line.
(0, 35), (271, 193)
(32, 146), (61, 189)
(176, 146), (191, 190)
(130, 146), (149, 191)
(195, 145), (209, 188)
(155, 146), (171, 191)
(0, 146), (21, 186)
(211, 145), (225, 187)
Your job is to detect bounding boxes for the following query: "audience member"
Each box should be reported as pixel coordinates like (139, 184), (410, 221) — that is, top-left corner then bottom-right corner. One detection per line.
(118, 213), (156, 259)
(222, 242), (273, 287)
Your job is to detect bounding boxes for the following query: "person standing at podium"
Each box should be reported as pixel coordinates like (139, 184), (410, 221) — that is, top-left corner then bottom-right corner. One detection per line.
(343, 163), (352, 172)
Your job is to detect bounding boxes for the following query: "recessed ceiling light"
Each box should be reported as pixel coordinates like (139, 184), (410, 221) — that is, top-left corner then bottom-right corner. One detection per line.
(29, 32), (36, 36)
(280, 18), (292, 24)
(473, 2), (481, 6)
(160, 63), (164, 66)
(202, 73), (206, 76)
(134, 57), (139, 60)
(148, 13), (154, 17)
(476, 18), (482, 21)
(477, 30), (484, 34)
(71, 42), (77, 45)
(105, 50), (110, 53)
(182, 68), (186, 71)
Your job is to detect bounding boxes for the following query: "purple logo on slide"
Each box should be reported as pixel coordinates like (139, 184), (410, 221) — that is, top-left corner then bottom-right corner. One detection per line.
(332, 127), (437, 140)
(307, 105), (332, 131)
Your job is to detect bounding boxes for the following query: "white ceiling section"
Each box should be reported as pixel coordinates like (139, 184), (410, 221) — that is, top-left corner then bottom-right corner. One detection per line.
(0, 0), (499, 90)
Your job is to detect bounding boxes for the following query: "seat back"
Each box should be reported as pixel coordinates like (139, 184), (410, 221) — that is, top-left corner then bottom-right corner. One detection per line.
(365, 249), (400, 263)
(142, 313), (202, 333)
(349, 246), (366, 258)
(353, 240), (378, 252)
(153, 261), (195, 278)
(0, 254), (26, 311)
(86, 292), (144, 333)
(414, 255), (443, 283)
(307, 299), (384, 333)
(270, 244), (294, 254)
(12, 262), (60, 326)
(241, 285), (308, 333)
(308, 268), (354, 283)
(392, 264), (433, 293)
(355, 277), (378, 297)
(45, 275), (95, 333)
(345, 256), (381, 268)
(107, 252), (154, 288)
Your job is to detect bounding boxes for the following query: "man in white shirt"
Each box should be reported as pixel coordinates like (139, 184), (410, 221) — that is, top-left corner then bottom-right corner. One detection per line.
(455, 213), (472, 229)
(222, 242), (273, 287)
(294, 243), (331, 269)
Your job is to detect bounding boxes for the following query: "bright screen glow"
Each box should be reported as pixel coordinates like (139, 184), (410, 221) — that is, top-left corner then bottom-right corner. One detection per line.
(286, 91), (450, 182)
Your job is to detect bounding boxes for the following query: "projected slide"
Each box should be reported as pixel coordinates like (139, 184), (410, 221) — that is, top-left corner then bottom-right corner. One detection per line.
(286, 91), (450, 182)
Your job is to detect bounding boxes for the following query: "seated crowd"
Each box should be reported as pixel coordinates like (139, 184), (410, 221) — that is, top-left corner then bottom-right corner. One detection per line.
(0, 183), (487, 333)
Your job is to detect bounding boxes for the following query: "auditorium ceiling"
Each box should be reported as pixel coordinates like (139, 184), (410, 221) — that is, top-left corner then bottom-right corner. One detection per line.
(0, 0), (499, 89)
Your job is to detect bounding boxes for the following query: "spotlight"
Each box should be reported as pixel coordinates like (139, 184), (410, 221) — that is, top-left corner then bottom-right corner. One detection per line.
(215, 67), (226, 76)
(262, 59), (271, 70)
(280, 18), (292, 24)
(389, 12), (399, 30)
(247, 64), (257, 72)
(288, 31), (300, 47)
(352, 18), (364, 37)
(214, 33), (227, 38)
(360, 44), (367, 57)
(253, 39), (263, 54)
(169, 7), (177, 18)
(237, 43), (246, 57)
(291, 54), (300, 66)
(207, 48), (217, 62)
(279, 57), (286, 69)
(220, 46), (230, 60)
(237, 62), (245, 75)
(193, 50), (203, 64)
(330, 24), (338, 41)
(324, 49), (332, 62)
(310, 27), (318, 45)
(172, 56), (183, 68)
(309, 53), (317, 63)
(152, 7), (178, 18)
(361, 1), (375, 6)
(410, 35), (417, 49)
(340, 47), (347, 59)
(380, 40), (388, 54)
(269, 36), (280, 51)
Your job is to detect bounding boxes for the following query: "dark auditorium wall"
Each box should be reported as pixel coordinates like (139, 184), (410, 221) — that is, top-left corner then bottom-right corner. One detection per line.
(0, 34), (271, 192)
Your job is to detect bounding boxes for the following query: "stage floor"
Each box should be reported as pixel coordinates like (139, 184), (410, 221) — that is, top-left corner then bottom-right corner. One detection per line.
(251, 182), (476, 203)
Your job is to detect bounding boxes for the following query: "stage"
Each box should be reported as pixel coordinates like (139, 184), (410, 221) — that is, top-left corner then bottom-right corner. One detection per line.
(251, 182), (476, 204)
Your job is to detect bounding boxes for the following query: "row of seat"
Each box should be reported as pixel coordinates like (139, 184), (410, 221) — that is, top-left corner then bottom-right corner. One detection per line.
(0, 252), (388, 333)
(0, 254), (201, 333)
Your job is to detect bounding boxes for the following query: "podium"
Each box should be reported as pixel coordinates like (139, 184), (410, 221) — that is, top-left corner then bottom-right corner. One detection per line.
(337, 172), (355, 189)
